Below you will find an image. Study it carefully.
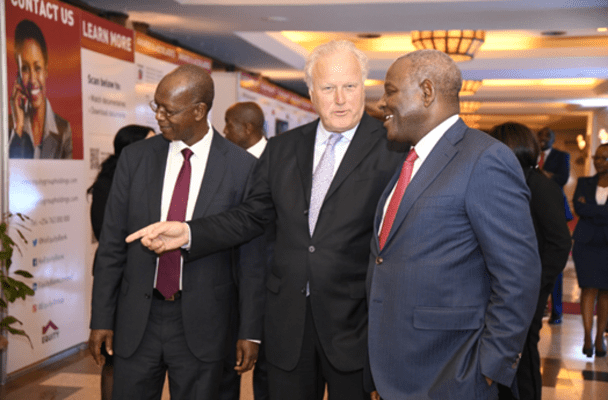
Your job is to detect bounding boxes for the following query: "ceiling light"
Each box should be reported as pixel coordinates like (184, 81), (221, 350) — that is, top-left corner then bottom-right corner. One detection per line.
(411, 30), (485, 62)
(598, 27), (608, 32)
(364, 79), (383, 87)
(357, 33), (382, 39)
(460, 80), (483, 96)
(483, 78), (599, 87)
(263, 16), (289, 22)
(460, 102), (481, 114)
(541, 31), (566, 36)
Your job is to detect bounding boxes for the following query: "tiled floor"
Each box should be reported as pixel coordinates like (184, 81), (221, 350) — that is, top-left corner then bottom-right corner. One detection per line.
(3, 259), (608, 399)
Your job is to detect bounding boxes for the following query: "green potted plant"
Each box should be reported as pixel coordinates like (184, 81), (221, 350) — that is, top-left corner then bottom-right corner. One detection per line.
(0, 212), (35, 350)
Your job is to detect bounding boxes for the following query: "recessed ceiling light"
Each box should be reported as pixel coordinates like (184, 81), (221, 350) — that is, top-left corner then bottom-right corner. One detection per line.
(541, 30), (566, 36)
(263, 16), (289, 22)
(598, 27), (608, 32)
(357, 33), (382, 39)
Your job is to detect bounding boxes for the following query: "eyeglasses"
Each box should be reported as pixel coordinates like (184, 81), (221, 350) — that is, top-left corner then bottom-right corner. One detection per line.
(593, 156), (608, 162)
(149, 101), (200, 119)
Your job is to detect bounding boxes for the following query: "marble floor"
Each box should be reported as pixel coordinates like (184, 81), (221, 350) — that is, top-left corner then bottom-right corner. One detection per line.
(2, 259), (608, 399)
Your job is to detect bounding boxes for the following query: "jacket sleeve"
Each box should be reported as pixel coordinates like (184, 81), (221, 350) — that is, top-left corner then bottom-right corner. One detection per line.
(466, 143), (541, 387)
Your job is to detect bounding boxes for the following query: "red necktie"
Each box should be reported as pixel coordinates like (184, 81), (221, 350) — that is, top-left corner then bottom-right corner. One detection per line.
(156, 148), (193, 299)
(539, 152), (545, 170)
(379, 149), (418, 250)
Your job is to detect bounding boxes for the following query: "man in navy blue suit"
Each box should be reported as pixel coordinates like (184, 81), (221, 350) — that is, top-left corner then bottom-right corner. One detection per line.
(538, 126), (572, 324)
(366, 49), (540, 399)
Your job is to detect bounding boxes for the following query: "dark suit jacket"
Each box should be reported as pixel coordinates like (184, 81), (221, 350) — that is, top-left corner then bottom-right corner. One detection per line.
(543, 148), (569, 187)
(524, 168), (571, 289)
(187, 113), (405, 371)
(367, 119), (541, 399)
(8, 106), (73, 159)
(90, 131), (264, 362)
(544, 147), (573, 220)
(572, 175), (608, 243)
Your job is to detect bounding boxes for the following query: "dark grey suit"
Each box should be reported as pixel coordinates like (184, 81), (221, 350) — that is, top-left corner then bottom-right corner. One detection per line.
(184, 113), (404, 393)
(90, 131), (264, 398)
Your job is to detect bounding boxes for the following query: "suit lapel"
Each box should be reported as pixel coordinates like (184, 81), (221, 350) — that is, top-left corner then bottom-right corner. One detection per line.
(383, 119), (467, 249)
(325, 113), (384, 201)
(147, 137), (170, 223)
(296, 120), (319, 208)
(192, 130), (228, 218)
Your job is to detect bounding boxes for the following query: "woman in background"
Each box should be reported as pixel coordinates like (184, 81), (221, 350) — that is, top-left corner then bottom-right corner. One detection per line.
(9, 19), (72, 159)
(489, 122), (571, 400)
(88, 124), (154, 400)
(572, 143), (608, 358)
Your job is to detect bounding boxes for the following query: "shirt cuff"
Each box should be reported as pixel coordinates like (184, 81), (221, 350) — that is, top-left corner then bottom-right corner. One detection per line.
(182, 222), (191, 251)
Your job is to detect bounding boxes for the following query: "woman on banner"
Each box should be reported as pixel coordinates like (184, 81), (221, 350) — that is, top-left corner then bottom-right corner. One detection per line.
(9, 19), (73, 159)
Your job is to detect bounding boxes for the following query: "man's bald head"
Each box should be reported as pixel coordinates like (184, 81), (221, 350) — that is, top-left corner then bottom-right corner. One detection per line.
(153, 64), (214, 146)
(224, 102), (266, 150)
(394, 49), (462, 104)
(162, 64), (214, 112)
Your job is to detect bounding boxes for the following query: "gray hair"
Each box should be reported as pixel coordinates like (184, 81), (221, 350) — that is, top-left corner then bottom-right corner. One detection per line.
(396, 49), (462, 99)
(304, 40), (368, 90)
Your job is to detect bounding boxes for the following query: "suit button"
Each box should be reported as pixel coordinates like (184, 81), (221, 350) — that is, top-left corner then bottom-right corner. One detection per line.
(309, 246), (315, 253)
(301, 287), (306, 295)
(376, 257), (383, 265)
(145, 293), (151, 299)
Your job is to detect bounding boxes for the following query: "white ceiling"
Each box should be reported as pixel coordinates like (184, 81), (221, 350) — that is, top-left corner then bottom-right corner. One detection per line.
(86, 0), (608, 132)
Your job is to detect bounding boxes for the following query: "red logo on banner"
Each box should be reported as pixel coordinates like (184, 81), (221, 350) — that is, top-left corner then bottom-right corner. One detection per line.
(42, 320), (59, 334)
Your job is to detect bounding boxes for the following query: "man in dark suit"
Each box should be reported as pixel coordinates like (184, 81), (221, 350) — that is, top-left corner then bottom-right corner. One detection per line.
(89, 64), (264, 399)
(222, 101), (271, 400)
(366, 49), (541, 399)
(537, 126), (572, 325)
(128, 40), (404, 400)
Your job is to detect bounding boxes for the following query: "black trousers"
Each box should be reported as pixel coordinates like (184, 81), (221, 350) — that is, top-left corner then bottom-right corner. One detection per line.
(112, 296), (223, 400)
(498, 280), (553, 400)
(267, 299), (367, 400)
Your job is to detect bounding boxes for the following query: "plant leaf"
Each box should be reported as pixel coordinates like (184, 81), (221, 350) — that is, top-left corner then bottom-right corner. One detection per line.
(13, 270), (33, 279)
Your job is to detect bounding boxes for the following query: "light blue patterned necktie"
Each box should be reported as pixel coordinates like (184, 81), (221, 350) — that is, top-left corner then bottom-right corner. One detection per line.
(309, 133), (341, 236)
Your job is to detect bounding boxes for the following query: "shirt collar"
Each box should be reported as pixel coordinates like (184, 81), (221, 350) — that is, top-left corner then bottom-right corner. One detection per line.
(413, 114), (459, 162)
(170, 121), (213, 158)
(317, 121), (359, 145)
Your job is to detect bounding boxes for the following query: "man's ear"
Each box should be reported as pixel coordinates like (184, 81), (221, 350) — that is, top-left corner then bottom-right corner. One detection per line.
(245, 122), (255, 136)
(194, 102), (208, 121)
(420, 79), (436, 108)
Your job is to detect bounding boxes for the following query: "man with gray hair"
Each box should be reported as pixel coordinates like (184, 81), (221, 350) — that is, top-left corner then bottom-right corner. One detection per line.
(127, 40), (405, 399)
(367, 49), (540, 399)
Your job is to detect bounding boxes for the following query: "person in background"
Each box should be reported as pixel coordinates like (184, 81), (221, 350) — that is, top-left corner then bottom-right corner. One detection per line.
(89, 64), (264, 399)
(366, 49), (540, 399)
(537, 126), (572, 325)
(222, 101), (271, 400)
(89, 125), (155, 240)
(126, 40), (406, 400)
(9, 19), (72, 159)
(224, 102), (268, 158)
(489, 122), (571, 400)
(88, 124), (154, 400)
(572, 143), (608, 358)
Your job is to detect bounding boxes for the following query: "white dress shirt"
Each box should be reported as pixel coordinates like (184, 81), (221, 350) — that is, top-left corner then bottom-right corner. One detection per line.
(313, 121), (358, 176)
(247, 137), (267, 159)
(155, 124), (213, 289)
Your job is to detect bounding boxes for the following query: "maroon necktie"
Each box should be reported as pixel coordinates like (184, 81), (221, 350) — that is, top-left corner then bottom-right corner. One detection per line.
(538, 152), (545, 170)
(156, 148), (193, 299)
(379, 149), (418, 250)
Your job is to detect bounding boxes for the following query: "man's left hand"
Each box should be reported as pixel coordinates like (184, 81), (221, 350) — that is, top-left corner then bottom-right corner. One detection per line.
(234, 339), (259, 375)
